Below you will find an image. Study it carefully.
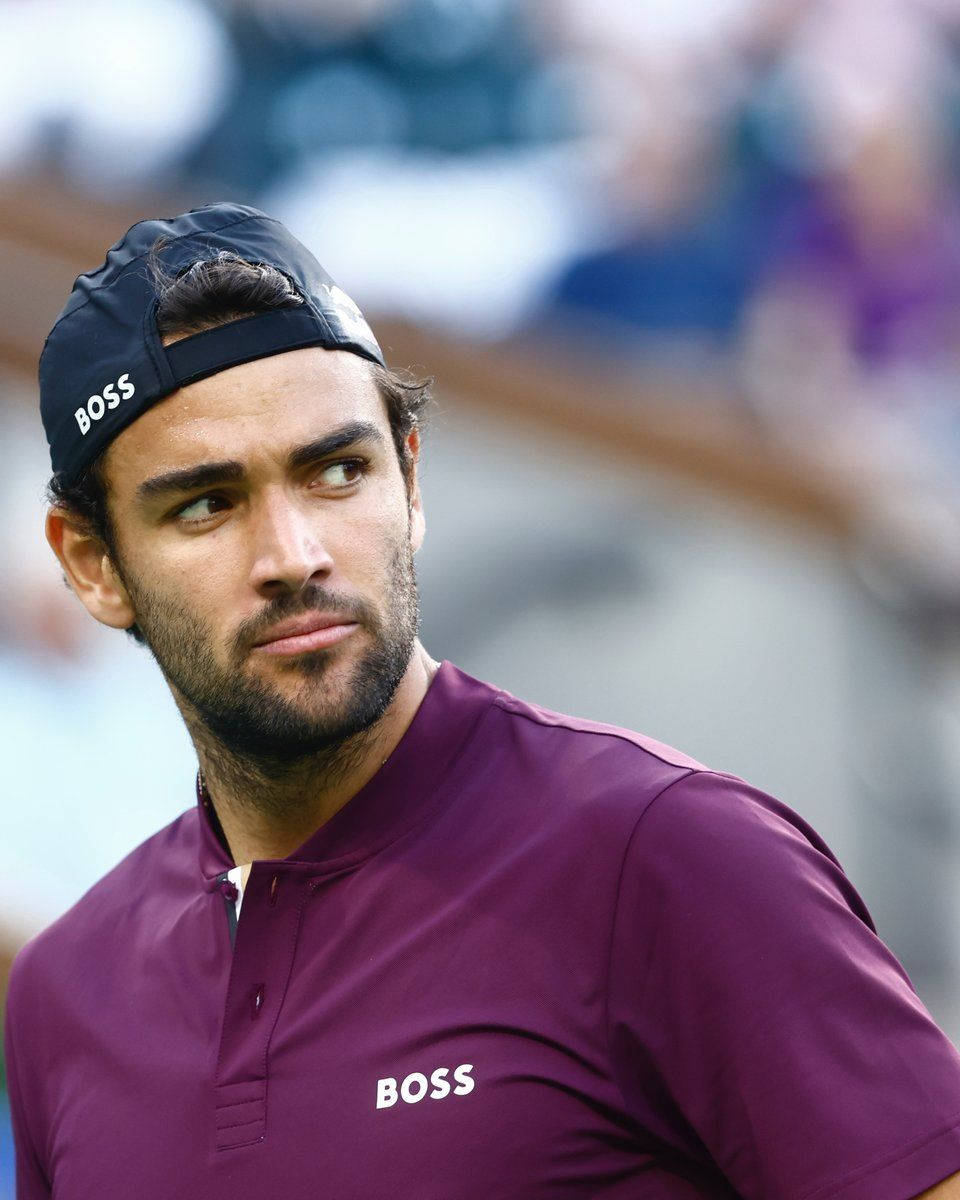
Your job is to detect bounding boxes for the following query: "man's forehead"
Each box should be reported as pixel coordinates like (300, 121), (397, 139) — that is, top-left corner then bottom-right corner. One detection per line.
(106, 348), (388, 486)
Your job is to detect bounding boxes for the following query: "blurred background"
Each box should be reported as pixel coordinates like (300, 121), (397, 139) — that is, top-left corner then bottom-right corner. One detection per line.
(5, 0), (960, 1188)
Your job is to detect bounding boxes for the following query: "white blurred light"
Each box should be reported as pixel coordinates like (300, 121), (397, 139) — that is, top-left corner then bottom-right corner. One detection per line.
(548, 0), (759, 55)
(0, 0), (59, 169)
(266, 147), (601, 338)
(753, 0), (955, 174)
(0, 0), (233, 188)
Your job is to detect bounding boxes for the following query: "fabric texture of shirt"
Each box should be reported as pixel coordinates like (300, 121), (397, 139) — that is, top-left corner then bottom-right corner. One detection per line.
(6, 662), (960, 1199)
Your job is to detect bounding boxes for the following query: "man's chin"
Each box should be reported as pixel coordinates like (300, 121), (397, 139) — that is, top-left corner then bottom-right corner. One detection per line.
(195, 689), (378, 763)
(244, 650), (362, 700)
(183, 629), (414, 761)
(241, 649), (387, 718)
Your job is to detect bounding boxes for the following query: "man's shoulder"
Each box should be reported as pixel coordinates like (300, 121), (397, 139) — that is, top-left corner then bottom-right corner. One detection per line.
(478, 679), (709, 805)
(489, 685), (707, 773)
(458, 674), (817, 896)
(455, 671), (732, 835)
(7, 806), (200, 999)
(483, 685), (826, 851)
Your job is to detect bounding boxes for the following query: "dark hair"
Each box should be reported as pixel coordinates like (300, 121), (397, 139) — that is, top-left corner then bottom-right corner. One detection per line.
(47, 253), (432, 607)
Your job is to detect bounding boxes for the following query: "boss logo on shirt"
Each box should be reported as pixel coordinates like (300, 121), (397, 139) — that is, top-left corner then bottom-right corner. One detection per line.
(74, 373), (136, 435)
(376, 1064), (474, 1109)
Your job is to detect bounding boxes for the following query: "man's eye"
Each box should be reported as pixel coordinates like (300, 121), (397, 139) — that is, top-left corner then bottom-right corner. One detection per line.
(175, 495), (230, 524)
(318, 459), (366, 488)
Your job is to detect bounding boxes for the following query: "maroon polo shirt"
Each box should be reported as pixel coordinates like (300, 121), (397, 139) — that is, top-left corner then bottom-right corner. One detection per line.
(7, 662), (960, 1198)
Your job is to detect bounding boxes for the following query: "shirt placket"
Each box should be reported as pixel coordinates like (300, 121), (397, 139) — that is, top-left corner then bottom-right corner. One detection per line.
(212, 862), (312, 1151)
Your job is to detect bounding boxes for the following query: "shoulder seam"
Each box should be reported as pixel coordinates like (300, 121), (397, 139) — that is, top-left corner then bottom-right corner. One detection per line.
(491, 694), (703, 772)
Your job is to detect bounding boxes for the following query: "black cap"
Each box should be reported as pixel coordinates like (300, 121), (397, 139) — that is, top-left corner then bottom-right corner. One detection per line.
(40, 202), (386, 485)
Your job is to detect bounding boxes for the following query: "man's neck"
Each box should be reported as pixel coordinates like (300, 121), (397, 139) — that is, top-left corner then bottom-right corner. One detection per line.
(191, 643), (439, 866)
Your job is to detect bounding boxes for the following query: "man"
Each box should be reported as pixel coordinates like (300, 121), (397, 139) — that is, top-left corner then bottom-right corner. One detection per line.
(5, 202), (960, 1200)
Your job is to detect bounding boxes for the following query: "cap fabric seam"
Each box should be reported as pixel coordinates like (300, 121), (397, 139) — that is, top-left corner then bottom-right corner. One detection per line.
(141, 296), (171, 392)
(40, 211), (283, 349)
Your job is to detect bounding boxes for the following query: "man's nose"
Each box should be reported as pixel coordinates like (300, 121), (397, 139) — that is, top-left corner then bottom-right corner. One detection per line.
(248, 491), (334, 597)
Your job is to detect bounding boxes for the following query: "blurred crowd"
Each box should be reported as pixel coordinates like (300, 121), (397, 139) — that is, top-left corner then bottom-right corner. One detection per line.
(4, 0), (960, 482)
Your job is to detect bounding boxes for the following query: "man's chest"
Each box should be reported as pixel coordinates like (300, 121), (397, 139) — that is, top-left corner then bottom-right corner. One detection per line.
(43, 862), (730, 1199)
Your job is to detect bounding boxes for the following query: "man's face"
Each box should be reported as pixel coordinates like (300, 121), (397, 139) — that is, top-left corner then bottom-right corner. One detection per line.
(97, 347), (423, 763)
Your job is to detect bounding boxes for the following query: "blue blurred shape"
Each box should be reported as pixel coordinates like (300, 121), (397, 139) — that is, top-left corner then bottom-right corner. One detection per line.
(272, 61), (410, 154)
(374, 0), (511, 69)
(0, 1091), (12, 1200)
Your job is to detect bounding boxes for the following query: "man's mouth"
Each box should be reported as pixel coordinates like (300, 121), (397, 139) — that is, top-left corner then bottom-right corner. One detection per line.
(251, 614), (360, 657)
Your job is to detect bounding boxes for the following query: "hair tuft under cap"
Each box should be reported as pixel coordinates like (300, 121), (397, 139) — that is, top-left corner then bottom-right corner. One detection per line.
(40, 202), (385, 485)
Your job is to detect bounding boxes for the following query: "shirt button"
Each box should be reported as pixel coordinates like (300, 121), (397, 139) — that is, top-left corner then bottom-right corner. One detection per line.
(252, 984), (265, 1019)
(269, 874), (280, 906)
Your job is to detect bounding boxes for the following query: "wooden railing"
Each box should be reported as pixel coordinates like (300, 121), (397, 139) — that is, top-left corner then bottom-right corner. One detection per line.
(0, 173), (859, 541)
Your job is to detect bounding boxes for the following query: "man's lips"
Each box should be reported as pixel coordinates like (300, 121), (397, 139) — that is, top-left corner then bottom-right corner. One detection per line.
(251, 614), (359, 656)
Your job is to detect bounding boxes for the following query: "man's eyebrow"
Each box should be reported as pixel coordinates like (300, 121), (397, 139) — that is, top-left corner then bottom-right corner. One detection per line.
(137, 460), (244, 503)
(135, 421), (387, 503)
(286, 420), (386, 472)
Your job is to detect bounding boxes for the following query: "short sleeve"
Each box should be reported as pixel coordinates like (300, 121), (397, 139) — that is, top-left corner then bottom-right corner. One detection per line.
(4, 948), (53, 1199)
(607, 770), (960, 1200)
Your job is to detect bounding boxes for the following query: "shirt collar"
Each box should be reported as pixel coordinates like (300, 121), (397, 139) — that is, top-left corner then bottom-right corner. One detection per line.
(196, 660), (495, 880)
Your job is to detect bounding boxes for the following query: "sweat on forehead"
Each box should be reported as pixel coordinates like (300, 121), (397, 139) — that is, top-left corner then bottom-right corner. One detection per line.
(39, 202), (385, 488)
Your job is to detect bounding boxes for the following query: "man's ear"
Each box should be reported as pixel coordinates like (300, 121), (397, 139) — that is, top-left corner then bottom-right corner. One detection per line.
(405, 428), (425, 553)
(45, 508), (136, 631)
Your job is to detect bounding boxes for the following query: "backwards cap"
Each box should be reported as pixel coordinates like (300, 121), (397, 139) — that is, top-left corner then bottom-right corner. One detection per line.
(40, 202), (385, 486)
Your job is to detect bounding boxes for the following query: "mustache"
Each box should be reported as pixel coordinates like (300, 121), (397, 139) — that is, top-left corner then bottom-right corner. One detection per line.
(231, 585), (374, 657)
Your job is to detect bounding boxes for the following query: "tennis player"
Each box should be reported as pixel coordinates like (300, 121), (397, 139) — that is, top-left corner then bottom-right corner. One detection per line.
(6, 203), (960, 1199)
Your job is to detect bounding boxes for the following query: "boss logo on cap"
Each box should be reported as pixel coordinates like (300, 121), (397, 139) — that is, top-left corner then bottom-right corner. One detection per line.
(321, 283), (370, 343)
(75, 373), (135, 435)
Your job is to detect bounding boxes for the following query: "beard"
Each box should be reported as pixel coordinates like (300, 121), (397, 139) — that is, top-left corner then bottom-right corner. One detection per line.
(118, 537), (420, 772)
